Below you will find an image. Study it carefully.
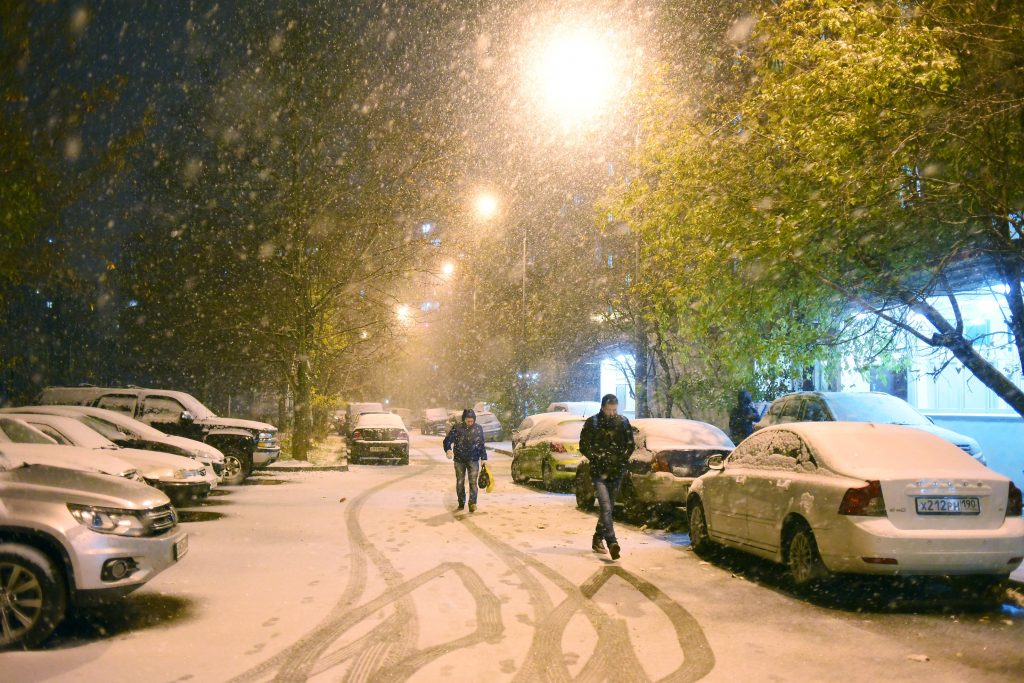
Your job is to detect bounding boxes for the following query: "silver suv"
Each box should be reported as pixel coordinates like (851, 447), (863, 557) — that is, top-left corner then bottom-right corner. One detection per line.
(0, 447), (188, 648)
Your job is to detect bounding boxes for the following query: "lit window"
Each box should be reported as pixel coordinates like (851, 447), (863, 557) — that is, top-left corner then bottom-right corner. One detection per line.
(45, 300), (54, 309)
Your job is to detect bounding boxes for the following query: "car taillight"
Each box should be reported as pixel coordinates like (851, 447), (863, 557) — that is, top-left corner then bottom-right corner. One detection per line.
(651, 452), (671, 473)
(550, 442), (567, 453)
(838, 480), (886, 516)
(1008, 482), (1023, 517)
(352, 430), (363, 440)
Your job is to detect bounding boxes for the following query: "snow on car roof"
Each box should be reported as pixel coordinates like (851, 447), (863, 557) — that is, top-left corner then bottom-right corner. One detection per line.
(355, 412), (405, 429)
(766, 423), (997, 480)
(632, 419), (734, 451)
(526, 413), (585, 439)
(423, 408), (448, 420)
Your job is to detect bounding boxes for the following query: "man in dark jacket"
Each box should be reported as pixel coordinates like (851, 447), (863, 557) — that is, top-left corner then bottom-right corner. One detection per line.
(443, 408), (487, 512)
(729, 390), (759, 444)
(579, 394), (635, 560)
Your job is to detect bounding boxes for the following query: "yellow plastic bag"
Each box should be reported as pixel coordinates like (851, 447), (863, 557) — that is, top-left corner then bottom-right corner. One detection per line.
(478, 462), (495, 493)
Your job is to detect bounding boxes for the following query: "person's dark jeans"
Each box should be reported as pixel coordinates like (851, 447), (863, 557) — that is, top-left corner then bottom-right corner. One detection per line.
(591, 472), (622, 545)
(455, 459), (481, 505)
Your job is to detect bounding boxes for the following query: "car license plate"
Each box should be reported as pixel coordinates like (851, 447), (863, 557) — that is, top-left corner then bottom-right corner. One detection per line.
(915, 496), (980, 515)
(174, 536), (189, 560)
(370, 446), (388, 452)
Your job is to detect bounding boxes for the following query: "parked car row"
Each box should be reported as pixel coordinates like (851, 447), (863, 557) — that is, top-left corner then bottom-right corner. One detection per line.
(507, 392), (1024, 590)
(36, 386), (281, 485)
(1, 384), (283, 649)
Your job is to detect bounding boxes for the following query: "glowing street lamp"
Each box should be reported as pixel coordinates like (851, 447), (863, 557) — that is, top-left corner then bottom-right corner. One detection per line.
(441, 261), (456, 277)
(395, 304), (412, 325)
(474, 192), (499, 220)
(527, 24), (625, 128)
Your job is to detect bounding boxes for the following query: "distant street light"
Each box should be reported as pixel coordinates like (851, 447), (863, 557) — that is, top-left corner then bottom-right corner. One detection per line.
(395, 304), (412, 325)
(441, 261), (456, 277)
(474, 192), (499, 220)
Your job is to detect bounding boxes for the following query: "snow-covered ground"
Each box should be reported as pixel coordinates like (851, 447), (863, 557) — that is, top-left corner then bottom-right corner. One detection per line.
(3, 434), (1021, 681)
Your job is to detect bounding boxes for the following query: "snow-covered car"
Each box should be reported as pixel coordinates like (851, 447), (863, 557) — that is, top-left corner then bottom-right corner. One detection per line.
(475, 411), (503, 442)
(35, 386), (280, 483)
(575, 418), (735, 516)
(547, 401), (601, 417)
(0, 430), (142, 483)
(510, 411), (573, 449)
(510, 414), (586, 489)
(419, 408), (449, 436)
(687, 423), (1024, 589)
(754, 392), (985, 463)
(345, 402), (385, 437)
(0, 447), (187, 648)
(4, 413), (214, 507)
(348, 412), (410, 465)
(4, 406), (225, 484)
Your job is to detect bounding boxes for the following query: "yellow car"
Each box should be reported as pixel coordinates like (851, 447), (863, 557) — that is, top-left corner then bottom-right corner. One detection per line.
(510, 414), (586, 490)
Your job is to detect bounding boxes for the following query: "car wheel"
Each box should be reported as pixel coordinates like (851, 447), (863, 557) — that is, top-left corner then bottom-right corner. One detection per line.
(510, 456), (526, 484)
(688, 500), (714, 555)
(542, 459), (554, 490)
(785, 523), (829, 588)
(575, 465), (595, 511)
(221, 449), (249, 486)
(0, 544), (67, 649)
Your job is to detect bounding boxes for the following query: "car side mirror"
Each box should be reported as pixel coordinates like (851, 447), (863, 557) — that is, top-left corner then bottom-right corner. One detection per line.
(181, 411), (194, 423)
(707, 454), (725, 471)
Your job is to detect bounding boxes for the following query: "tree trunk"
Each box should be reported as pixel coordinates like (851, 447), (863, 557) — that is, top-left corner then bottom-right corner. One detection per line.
(633, 324), (651, 419)
(914, 298), (1024, 417)
(293, 357), (312, 461)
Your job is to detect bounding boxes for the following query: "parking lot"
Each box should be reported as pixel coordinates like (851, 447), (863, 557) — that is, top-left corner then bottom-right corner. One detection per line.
(3, 434), (1022, 682)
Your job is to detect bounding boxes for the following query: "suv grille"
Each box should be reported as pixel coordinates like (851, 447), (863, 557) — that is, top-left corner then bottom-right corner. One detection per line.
(144, 505), (178, 536)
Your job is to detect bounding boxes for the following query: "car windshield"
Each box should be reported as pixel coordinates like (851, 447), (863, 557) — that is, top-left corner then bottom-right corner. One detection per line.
(0, 418), (56, 444)
(824, 394), (931, 426)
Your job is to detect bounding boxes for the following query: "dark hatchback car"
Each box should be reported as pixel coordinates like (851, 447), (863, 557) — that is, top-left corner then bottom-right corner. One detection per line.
(349, 412), (410, 465)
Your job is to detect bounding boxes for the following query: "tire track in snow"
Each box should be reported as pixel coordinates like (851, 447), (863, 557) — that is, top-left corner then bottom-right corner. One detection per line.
(459, 514), (716, 682)
(229, 448), (504, 683)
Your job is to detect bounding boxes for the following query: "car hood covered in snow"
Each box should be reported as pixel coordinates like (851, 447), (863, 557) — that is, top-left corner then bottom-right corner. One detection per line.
(198, 416), (276, 432)
(632, 418), (734, 453)
(0, 443), (137, 478)
(2, 463), (171, 510)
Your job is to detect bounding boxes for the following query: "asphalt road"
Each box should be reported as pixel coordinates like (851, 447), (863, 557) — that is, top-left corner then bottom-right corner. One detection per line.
(3, 434), (1022, 682)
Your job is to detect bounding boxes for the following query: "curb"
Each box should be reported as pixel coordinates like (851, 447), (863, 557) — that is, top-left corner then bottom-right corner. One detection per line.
(267, 455), (349, 472)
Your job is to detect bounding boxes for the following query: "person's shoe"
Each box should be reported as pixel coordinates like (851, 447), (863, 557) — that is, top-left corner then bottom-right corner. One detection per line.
(469, 503), (477, 513)
(592, 539), (607, 554)
(456, 503), (465, 511)
(609, 542), (621, 561)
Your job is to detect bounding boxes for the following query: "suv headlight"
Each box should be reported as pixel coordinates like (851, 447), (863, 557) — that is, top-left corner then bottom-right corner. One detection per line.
(68, 504), (148, 536)
(257, 431), (275, 441)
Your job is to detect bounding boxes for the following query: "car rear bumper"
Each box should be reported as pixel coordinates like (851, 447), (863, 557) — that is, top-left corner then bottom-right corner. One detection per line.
(629, 472), (694, 505)
(818, 516), (1024, 576)
(70, 526), (189, 599)
(351, 441), (409, 464)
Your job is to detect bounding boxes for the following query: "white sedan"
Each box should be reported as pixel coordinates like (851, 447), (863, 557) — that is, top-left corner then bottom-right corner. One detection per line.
(687, 423), (1024, 587)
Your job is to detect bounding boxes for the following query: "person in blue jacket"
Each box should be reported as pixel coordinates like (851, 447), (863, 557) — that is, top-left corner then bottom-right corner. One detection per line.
(443, 408), (487, 512)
